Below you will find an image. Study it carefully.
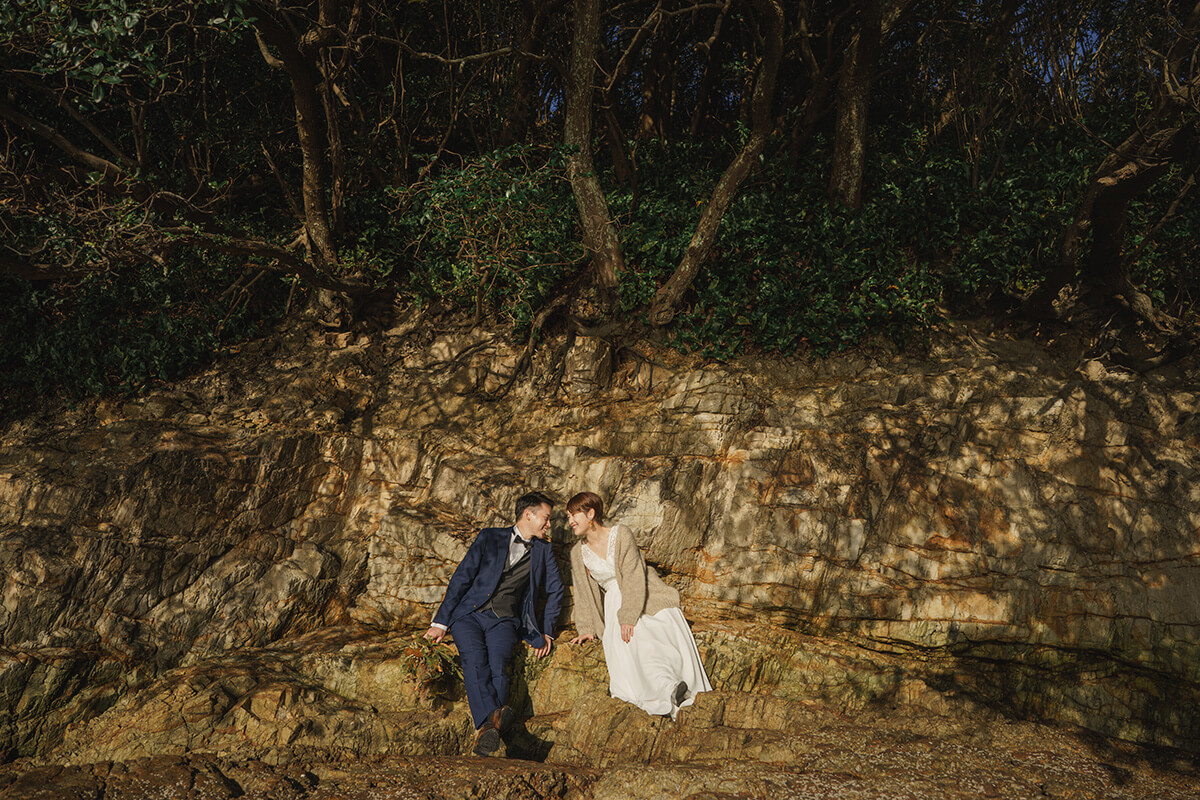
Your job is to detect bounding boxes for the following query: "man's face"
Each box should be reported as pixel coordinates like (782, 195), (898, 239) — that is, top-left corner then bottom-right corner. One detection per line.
(525, 503), (552, 539)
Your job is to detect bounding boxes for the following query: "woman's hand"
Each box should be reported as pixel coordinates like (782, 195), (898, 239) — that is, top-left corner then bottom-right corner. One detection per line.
(620, 624), (634, 643)
(569, 633), (595, 645)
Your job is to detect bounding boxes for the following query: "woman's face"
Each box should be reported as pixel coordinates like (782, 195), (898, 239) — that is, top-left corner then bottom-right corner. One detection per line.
(566, 509), (594, 534)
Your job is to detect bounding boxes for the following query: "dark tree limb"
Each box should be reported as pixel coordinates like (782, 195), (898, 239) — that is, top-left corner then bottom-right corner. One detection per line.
(158, 227), (371, 296)
(603, 1), (663, 94)
(500, 0), (567, 145)
(828, 0), (912, 209)
(786, 2), (859, 158)
(0, 98), (126, 181)
(565, 0), (626, 293)
(647, 0), (785, 326)
(0, 250), (76, 281)
(10, 74), (135, 169)
(254, 9), (340, 271)
(689, 0), (732, 136)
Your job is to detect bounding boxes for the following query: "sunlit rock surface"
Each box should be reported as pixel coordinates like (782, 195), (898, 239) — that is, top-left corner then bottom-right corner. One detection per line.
(1, 318), (1198, 797)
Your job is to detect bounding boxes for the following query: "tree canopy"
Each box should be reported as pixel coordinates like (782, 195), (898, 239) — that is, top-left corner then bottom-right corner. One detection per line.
(2, 0), (1198, 405)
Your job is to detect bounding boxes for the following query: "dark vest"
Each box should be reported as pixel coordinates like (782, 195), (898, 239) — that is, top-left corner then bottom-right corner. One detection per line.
(484, 551), (532, 618)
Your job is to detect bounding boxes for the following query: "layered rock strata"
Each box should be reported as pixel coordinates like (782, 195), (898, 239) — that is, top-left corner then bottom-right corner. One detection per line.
(0, 318), (1198, 787)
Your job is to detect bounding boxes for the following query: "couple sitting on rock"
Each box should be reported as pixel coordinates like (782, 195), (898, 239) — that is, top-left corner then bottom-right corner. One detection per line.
(423, 490), (712, 756)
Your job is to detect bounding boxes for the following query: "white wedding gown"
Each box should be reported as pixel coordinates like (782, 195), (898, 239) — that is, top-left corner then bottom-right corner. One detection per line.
(581, 540), (712, 718)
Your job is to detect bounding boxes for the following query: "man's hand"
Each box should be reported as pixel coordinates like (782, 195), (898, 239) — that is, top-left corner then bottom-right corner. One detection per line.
(531, 635), (553, 658)
(569, 633), (595, 645)
(620, 623), (634, 643)
(424, 626), (445, 644)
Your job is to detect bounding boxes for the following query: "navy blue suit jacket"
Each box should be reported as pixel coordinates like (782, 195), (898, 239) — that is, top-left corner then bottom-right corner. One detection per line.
(432, 527), (564, 647)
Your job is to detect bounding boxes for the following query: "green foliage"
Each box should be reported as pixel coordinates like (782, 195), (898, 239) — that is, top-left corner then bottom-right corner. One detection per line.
(601, 127), (1106, 358)
(1127, 164), (1200, 308)
(399, 635), (461, 703)
(363, 145), (584, 328)
(0, 0), (254, 104)
(0, 250), (288, 415)
(1, 0), (1194, 408)
(609, 141), (717, 311)
(333, 124), (1183, 361)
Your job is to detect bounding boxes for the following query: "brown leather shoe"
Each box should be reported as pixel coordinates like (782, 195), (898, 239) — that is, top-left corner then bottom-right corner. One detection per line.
(491, 705), (515, 735)
(472, 720), (500, 756)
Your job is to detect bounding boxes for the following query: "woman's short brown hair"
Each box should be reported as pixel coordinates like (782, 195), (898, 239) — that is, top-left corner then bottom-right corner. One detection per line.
(565, 491), (605, 523)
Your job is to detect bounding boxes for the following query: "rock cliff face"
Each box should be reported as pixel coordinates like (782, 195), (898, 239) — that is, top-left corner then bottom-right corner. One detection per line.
(0, 317), (1198, 797)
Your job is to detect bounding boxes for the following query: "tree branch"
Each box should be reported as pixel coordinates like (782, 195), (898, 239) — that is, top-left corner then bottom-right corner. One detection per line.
(603, 2), (662, 94)
(158, 227), (371, 296)
(0, 250), (76, 281)
(0, 99), (126, 181)
(10, 75), (136, 168)
(361, 35), (526, 66)
(648, 0), (785, 325)
(255, 29), (286, 69)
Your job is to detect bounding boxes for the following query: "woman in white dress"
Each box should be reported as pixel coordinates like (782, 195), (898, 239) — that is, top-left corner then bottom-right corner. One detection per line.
(565, 491), (712, 718)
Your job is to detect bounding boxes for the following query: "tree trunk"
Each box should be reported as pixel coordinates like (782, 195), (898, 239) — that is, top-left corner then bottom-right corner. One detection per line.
(255, 9), (340, 273)
(500, 0), (564, 146)
(828, 0), (883, 209)
(321, 50), (347, 238)
(565, 0), (626, 293)
(602, 103), (636, 188)
(1025, 123), (1197, 323)
(828, 0), (911, 208)
(647, 0), (784, 325)
(786, 1), (839, 160)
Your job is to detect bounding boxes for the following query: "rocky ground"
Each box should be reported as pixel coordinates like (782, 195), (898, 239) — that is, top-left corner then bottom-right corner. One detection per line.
(2, 687), (1198, 799)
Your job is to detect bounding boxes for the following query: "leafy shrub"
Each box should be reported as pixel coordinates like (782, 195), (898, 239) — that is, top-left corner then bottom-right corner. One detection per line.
(400, 635), (462, 704)
(358, 144), (584, 329)
(605, 126), (1112, 357)
(0, 249), (288, 415)
(362, 130), (1120, 359)
(1128, 163), (1200, 308)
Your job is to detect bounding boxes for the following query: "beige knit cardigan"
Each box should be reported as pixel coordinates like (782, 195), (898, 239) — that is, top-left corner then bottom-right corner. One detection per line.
(569, 524), (682, 638)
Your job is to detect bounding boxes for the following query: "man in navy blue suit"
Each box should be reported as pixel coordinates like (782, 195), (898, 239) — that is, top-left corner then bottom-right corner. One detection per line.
(424, 491), (564, 756)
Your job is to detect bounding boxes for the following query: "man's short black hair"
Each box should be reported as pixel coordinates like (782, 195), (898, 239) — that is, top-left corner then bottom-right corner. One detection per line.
(514, 491), (554, 521)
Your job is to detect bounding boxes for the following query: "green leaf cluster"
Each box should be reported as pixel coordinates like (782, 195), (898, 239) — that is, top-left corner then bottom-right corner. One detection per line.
(359, 144), (583, 329)
(399, 635), (461, 703)
(0, 249), (288, 416)
(1, 1), (253, 103)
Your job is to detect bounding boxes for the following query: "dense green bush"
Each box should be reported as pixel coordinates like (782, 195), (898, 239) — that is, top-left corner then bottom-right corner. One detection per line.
(361, 145), (585, 328)
(338, 127), (1193, 360)
(0, 250), (288, 414)
(1128, 163), (1200, 307)
(604, 128), (1100, 357)
(7, 124), (1195, 414)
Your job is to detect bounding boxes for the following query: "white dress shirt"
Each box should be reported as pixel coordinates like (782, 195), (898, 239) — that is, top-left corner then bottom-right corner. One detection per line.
(506, 526), (534, 567)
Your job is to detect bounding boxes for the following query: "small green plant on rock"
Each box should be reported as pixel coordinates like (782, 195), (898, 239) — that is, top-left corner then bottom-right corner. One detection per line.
(400, 635), (462, 703)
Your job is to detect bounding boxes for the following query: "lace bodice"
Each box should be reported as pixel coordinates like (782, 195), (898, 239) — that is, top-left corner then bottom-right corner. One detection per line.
(580, 537), (618, 591)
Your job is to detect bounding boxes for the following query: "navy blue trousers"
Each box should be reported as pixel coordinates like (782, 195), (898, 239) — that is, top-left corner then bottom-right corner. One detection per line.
(449, 610), (520, 729)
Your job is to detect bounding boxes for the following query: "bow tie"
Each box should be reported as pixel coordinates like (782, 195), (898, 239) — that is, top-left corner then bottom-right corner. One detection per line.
(513, 536), (531, 548)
